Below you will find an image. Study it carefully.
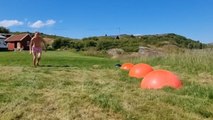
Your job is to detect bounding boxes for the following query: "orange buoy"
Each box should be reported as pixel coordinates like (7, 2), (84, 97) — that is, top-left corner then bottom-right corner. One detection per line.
(121, 63), (134, 71)
(129, 63), (153, 78)
(141, 70), (182, 89)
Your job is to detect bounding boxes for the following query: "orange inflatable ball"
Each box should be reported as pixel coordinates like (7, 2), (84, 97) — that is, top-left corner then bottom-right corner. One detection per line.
(129, 63), (153, 78)
(121, 63), (134, 71)
(141, 70), (182, 89)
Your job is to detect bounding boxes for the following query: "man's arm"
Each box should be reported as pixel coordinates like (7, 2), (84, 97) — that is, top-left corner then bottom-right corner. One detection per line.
(42, 38), (47, 51)
(29, 38), (33, 54)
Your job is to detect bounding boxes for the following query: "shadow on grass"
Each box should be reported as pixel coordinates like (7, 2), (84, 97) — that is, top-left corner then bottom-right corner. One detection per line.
(39, 64), (71, 67)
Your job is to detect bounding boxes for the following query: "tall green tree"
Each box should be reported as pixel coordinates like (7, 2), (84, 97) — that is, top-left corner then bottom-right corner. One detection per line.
(0, 26), (10, 33)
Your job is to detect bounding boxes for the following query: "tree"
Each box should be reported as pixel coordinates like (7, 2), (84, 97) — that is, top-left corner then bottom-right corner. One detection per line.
(0, 26), (10, 33)
(84, 40), (97, 47)
(199, 43), (203, 49)
(187, 43), (193, 49)
(52, 38), (71, 49)
(74, 41), (84, 51)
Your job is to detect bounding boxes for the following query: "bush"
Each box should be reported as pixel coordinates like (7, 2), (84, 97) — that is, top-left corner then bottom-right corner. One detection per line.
(46, 45), (54, 51)
(73, 41), (84, 51)
(52, 38), (72, 49)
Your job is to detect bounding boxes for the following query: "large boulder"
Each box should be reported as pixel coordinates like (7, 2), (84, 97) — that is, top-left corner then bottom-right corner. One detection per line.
(138, 46), (162, 57)
(107, 48), (124, 58)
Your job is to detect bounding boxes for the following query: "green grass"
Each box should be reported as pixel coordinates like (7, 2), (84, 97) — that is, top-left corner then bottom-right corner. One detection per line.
(0, 51), (118, 68)
(0, 50), (212, 120)
(126, 49), (213, 75)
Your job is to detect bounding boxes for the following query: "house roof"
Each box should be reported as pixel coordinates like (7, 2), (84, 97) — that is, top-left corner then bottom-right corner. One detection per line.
(5, 33), (30, 42)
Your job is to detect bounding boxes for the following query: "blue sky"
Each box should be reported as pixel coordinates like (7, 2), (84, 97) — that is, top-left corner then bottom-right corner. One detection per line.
(0, 0), (212, 43)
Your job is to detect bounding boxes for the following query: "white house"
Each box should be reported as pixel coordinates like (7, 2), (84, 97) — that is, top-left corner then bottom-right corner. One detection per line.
(0, 35), (8, 50)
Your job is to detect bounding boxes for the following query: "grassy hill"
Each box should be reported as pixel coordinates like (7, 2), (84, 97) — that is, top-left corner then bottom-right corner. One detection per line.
(80, 33), (205, 51)
(46, 33), (206, 52)
(0, 50), (212, 119)
(207, 43), (213, 48)
(9, 32), (206, 52)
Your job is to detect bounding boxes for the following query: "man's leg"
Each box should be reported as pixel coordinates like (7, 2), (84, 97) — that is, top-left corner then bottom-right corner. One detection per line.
(33, 52), (37, 67)
(37, 52), (42, 66)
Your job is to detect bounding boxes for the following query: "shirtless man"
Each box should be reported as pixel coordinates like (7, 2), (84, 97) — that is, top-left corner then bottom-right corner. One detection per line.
(29, 32), (46, 67)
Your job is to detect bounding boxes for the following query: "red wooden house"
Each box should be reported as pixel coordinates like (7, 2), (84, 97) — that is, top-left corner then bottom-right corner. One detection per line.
(5, 33), (31, 51)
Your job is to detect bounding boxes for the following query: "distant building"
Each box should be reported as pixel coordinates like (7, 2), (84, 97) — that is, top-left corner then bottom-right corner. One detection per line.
(0, 35), (7, 50)
(0, 33), (12, 38)
(5, 33), (31, 51)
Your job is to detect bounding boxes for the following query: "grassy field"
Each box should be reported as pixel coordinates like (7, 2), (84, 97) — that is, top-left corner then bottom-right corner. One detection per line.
(0, 50), (213, 120)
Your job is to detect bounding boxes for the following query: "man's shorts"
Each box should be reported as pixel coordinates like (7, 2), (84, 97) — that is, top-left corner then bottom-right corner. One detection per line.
(32, 47), (42, 54)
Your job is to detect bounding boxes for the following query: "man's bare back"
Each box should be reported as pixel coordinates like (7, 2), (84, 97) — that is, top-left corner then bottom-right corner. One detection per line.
(31, 36), (44, 48)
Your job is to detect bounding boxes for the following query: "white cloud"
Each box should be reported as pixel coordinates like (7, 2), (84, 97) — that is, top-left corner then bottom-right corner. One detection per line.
(29, 19), (56, 28)
(0, 20), (23, 27)
(46, 20), (56, 25)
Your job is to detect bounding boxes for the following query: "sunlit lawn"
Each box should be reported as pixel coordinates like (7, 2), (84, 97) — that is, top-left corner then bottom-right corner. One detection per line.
(0, 50), (212, 120)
